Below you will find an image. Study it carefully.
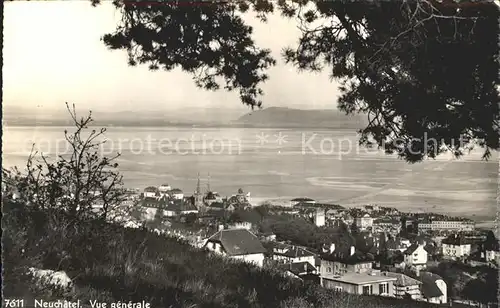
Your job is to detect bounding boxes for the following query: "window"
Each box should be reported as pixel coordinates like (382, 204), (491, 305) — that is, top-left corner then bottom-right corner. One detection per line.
(379, 283), (388, 294)
(212, 242), (216, 250)
(334, 286), (342, 292)
(327, 267), (332, 273)
(362, 285), (372, 295)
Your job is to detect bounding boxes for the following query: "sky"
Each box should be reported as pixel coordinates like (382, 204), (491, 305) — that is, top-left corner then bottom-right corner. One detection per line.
(3, 1), (340, 113)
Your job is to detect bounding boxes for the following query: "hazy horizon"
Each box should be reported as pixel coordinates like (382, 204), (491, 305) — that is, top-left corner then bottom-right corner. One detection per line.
(4, 1), (340, 113)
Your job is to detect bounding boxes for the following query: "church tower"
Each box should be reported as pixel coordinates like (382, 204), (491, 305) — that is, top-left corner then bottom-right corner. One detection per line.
(194, 173), (205, 211)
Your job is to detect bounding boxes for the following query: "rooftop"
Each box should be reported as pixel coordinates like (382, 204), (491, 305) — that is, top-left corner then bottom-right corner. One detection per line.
(323, 272), (397, 285)
(278, 261), (316, 276)
(420, 272), (444, 299)
(321, 251), (375, 264)
(381, 272), (422, 287)
(206, 229), (267, 256)
(274, 245), (316, 258)
(442, 235), (472, 246)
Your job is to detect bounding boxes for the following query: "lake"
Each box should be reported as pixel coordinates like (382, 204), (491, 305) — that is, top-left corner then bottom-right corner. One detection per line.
(2, 125), (497, 222)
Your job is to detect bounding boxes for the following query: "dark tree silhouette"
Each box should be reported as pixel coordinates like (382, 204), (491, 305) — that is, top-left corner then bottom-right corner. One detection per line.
(91, 0), (498, 162)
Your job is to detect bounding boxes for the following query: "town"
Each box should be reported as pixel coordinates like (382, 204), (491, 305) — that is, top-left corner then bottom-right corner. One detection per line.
(73, 175), (499, 308)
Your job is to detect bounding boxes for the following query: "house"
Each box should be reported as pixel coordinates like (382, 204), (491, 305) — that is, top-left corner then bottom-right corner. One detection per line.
(143, 186), (158, 199)
(168, 199), (198, 216)
(226, 195), (251, 211)
(382, 272), (422, 300)
(138, 198), (167, 220)
(290, 197), (315, 207)
(373, 217), (401, 234)
(320, 246), (374, 279)
(273, 244), (316, 265)
(355, 214), (374, 231)
(204, 229), (267, 267)
(204, 191), (223, 206)
(279, 261), (319, 281)
(321, 269), (397, 296)
(403, 242), (428, 269)
(167, 188), (184, 200)
(419, 272), (447, 304)
(441, 234), (471, 259)
(302, 208), (325, 227)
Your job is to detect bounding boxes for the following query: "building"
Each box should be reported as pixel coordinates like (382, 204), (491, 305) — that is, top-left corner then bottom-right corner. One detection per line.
(418, 219), (475, 233)
(314, 208), (326, 227)
(273, 244), (316, 265)
(441, 234), (472, 259)
(279, 261), (318, 281)
(321, 270), (397, 296)
(382, 272), (422, 300)
(320, 246), (374, 279)
(204, 191), (223, 206)
(143, 186), (158, 199)
(419, 272), (447, 304)
(204, 229), (267, 267)
(355, 214), (374, 231)
(158, 184), (171, 196)
(403, 243), (428, 269)
(168, 188), (184, 200)
(290, 197), (315, 207)
(301, 207), (326, 227)
(373, 217), (401, 234)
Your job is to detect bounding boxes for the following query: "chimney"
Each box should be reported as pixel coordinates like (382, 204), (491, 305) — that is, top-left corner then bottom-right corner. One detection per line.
(350, 246), (355, 256)
(304, 263), (308, 273)
(330, 243), (336, 254)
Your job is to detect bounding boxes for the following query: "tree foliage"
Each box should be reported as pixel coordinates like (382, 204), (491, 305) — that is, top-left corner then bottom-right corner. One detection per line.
(92, 0), (499, 162)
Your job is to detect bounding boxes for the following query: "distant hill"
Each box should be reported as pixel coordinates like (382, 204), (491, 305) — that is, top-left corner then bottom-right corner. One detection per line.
(234, 107), (367, 129)
(3, 106), (367, 129)
(2, 105), (248, 127)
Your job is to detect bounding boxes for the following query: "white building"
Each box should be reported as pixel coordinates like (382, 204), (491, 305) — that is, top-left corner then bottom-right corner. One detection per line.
(355, 214), (374, 231)
(204, 229), (267, 267)
(143, 186), (158, 199)
(403, 243), (428, 269)
(418, 219), (475, 233)
(441, 235), (471, 259)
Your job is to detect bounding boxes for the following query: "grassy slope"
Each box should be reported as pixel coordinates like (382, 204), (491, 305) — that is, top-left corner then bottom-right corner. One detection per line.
(3, 200), (438, 308)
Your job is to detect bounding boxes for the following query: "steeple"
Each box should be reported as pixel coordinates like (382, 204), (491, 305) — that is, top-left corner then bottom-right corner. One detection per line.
(207, 172), (211, 192)
(195, 172), (201, 195)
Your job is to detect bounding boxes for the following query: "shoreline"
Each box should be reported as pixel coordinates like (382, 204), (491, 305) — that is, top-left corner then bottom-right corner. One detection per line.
(248, 196), (494, 228)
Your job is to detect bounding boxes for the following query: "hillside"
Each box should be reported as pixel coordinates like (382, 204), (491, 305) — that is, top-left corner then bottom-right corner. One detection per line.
(3, 199), (438, 308)
(235, 107), (367, 129)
